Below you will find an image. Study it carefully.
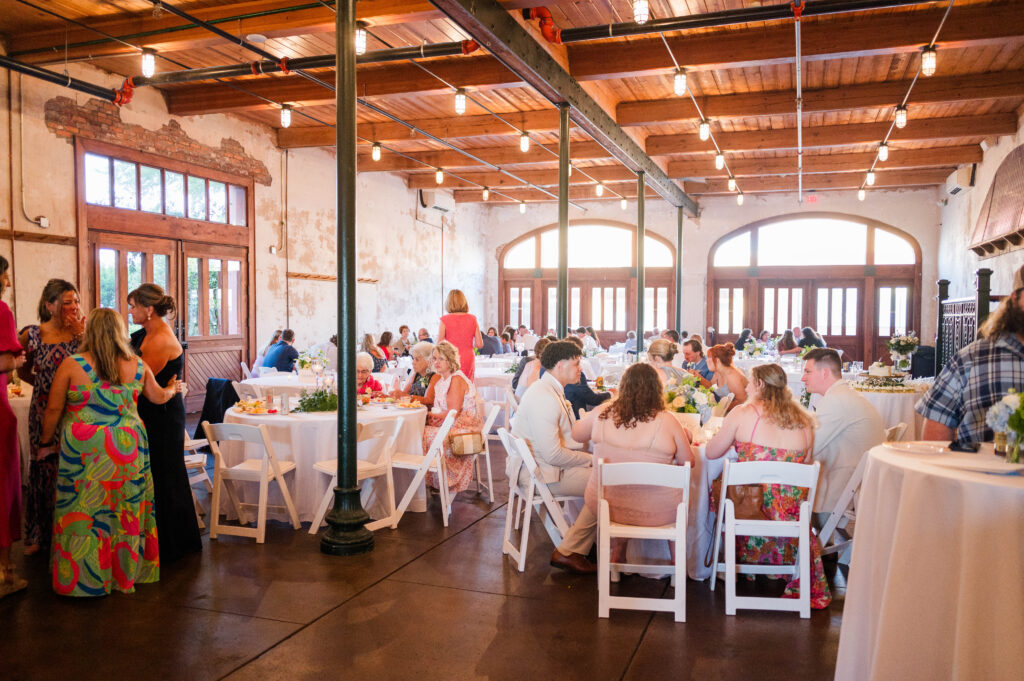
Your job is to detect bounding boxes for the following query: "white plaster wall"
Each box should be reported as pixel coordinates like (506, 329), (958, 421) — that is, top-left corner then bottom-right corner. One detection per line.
(938, 109), (1024, 298)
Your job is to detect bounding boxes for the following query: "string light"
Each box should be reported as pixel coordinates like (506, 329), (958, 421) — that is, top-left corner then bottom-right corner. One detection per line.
(858, 188), (866, 201)
(141, 48), (156, 78)
(727, 177), (736, 192)
(877, 143), (889, 162)
(736, 192), (744, 206)
(520, 132), (530, 153)
(715, 153), (725, 170)
(866, 170), (876, 186)
(632, 0), (649, 24)
(482, 187), (489, 201)
(620, 198), (628, 210)
(454, 88), (466, 115)
(698, 119), (711, 141)
(280, 105), (292, 128)
(921, 46), (937, 77)
(595, 182), (604, 197)
(371, 142), (381, 161)
(894, 105), (908, 129)
(355, 22), (368, 56)
(568, 164), (573, 177)
(435, 168), (444, 184)
(519, 201), (526, 214)
(673, 68), (687, 97)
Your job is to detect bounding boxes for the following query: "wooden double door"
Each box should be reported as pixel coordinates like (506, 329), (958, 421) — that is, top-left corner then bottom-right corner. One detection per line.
(89, 232), (249, 411)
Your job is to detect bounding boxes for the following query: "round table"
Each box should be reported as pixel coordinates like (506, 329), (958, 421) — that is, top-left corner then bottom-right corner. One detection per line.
(850, 388), (927, 440)
(474, 367), (514, 392)
(241, 374), (315, 399)
(221, 404), (428, 523)
(835, 443), (1024, 681)
(8, 385), (32, 480)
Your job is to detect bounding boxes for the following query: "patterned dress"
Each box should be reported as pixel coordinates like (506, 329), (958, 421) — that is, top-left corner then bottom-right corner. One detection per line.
(51, 356), (159, 596)
(424, 371), (482, 495)
(22, 325), (79, 550)
(730, 409), (831, 609)
(407, 370), (435, 398)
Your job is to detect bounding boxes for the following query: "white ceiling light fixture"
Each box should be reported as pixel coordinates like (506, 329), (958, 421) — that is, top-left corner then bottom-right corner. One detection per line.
(482, 187), (490, 201)
(736, 192), (744, 206)
(454, 88), (466, 115)
(727, 176), (736, 192)
(595, 182), (604, 197)
(674, 68), (687, 97)
(520, 132), (531, 153)
(858, 188), (866, 201)
(246, 33), (268, 43)
(921, 45), (937, 77)
(435, 168), (444, 184)
(519, 201), (526, 214)
(715, 153), (725, 170)
(894, 105), (908, 129)
(355, 21), (368, 56)
(866, 170), (876, 186)
(371, 142), (381, 162)
(877, 143), (889, 162)
(633, 0), (650, 24)
(141, 48), (156, 78)
(699, 119), (711, 141)
(620, 198), (628, 210)
(279, 104), (292, 128)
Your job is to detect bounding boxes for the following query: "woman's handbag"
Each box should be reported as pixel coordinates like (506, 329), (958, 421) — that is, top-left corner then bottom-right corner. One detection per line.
(449, 431), (485, 456)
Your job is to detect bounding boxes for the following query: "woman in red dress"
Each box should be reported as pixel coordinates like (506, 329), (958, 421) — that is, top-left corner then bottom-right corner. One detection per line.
(0, 256), (28, 597)
(437, 289), (482, 382)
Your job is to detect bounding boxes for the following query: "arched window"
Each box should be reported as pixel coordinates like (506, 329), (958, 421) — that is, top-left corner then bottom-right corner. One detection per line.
(500, 223), (675, 343)
(708, 214), (921, 363)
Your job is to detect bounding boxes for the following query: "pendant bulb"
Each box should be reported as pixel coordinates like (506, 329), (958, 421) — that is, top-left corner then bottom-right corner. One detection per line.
(632, 0), (649, 24)
(921, 46), (937, 77)
(519, 201), (526, 214)
(355, 24), (367, 56)
(371, 142), (381, 162)
(280, 105), (292, 129)
(858, 188), (866, 201)
(141, 48), (156, 78)
(482, 187), (489, 201)
(595, 182), (604, 197)
(454, 88), (466, 115)
(866, 171), (876, 186)
(435, 168), (444, 184)
(894, 105), (908, 129)
(715, 153), (725, 170)
(673, 68), (687, 97)
(727, 177), (736, 192)
(699, 120), (711, 141)
(736, 192), (744, 206)
(520, 132), (530, 153)
(620, 198), (627, 211)
(877, 143), (889, 162)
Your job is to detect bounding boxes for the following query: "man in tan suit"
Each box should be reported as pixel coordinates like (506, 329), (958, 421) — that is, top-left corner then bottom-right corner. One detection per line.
(802, 348), (885, 519)
(510, 340), (594, 573)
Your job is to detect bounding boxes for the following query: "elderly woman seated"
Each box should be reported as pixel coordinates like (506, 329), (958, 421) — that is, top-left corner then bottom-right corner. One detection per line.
(390, 341), (439, 406)
(423, 340), (483, 495)
(356, 352), (383, 395)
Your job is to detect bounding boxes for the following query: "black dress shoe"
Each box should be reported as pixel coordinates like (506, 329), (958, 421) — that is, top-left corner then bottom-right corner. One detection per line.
(550, 549), (597, 574)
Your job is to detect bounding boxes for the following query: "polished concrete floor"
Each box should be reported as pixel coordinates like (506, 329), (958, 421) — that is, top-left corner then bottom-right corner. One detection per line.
(0, 441), (845, 681)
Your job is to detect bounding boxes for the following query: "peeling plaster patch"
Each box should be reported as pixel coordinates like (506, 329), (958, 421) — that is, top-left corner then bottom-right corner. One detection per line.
(44, 96), (272, 185)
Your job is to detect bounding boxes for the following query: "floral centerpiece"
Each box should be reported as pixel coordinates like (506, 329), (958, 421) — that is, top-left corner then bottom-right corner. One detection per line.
(799, 345), (816, 359)
(297, 348), (327, 371)
(745, 340), (772, 357)
(296, 386), (338, 413)
(665, 374), (718, 425)
(986, 390), (1022, 463)
(887, 332), (919, 373)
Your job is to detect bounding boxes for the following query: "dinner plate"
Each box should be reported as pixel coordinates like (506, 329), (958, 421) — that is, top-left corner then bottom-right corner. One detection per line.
(888, 441), (949, 455)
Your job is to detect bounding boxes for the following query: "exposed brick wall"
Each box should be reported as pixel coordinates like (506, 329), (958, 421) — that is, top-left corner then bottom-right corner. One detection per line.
(45, 96), (272, 185)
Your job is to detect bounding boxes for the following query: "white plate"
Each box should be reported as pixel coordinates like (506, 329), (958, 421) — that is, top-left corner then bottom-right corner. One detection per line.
(928, 457), (1024, 475)
(889, 441), (949, 455)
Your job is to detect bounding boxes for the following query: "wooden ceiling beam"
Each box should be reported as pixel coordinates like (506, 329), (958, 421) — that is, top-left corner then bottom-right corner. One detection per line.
(356, 140), (612, 171)
(407, 165), (638, 189)
(570, 3), (1024, 81)
(646, 114), (1018, 155)
(453, 185), (662, 203)
(684, 168), (950, 194)
(618, 71), (1024, 126)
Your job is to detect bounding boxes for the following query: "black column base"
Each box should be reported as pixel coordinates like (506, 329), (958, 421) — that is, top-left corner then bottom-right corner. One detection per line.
(319, 485), (374, 556)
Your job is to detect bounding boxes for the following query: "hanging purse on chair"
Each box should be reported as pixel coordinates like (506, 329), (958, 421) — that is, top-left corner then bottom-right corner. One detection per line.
(449, 431), (485, 455)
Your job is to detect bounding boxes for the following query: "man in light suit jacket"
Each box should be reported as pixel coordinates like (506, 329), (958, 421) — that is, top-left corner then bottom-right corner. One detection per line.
(510, 340), (595, 573)
(802, 348), (885, 520)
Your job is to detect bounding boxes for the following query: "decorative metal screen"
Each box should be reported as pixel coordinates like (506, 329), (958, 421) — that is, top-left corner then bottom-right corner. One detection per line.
(939, 297), (977, 371)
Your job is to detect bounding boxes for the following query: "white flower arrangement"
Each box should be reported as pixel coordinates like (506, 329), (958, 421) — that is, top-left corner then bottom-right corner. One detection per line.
(665, 374), (718, 423)
(297, 348), (328, 370)
(887, 333), (919, 355)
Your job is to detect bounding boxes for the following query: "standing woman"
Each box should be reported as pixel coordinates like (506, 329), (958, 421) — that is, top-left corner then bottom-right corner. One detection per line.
(128, 284), (201, 564)
(0, 256), (28, 596)
(40, 308), (180, 597)
(17, 279), (84, 556)
(437, 289), (482, 382)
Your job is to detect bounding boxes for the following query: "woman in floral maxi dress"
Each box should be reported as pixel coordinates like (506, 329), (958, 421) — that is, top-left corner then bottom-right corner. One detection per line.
(422, 341), (483, 496)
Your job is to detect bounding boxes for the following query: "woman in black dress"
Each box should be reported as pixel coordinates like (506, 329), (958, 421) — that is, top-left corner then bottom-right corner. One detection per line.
(128, 284), (201, 563)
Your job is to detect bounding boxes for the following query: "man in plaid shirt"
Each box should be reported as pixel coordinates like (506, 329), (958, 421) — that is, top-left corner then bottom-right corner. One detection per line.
(918, 265), (1024, 445)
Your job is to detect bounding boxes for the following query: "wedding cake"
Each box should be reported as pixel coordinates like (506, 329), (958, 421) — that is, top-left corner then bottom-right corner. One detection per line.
(868, 362), (892, 377)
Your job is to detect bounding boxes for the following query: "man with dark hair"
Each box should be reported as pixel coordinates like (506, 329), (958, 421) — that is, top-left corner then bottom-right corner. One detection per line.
(918, 265), (1024, 445)
(561, 336), (612, 417)
(661, 329), (680, 344)
(417, 328), (433, 344)
(683, 339), (714, 382)
(575, 326), (597, 352)
(511, 340), (594, 573)
(262, 328), (299, 372)
(802, 348), (885, 516)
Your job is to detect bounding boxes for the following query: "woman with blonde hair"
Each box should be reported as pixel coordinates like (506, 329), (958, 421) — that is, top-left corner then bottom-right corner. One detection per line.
(646, 338), (688, 386)
(362, 333), (387, 372)
(39, 308), (180, 596)
(437, 289), (482, 381)
(422, 340), (482, 495)
(706, 362), (830, 609)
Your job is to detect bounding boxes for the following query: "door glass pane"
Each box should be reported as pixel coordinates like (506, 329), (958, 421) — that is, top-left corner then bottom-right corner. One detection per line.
(126, 251), (144, 299)
(758, 219), (866, 266)
(140, 166), (162, 213)
(732, 288), (744, 336)
(831, 288), (843, 336)
(719, 289), (730, 334)
(644, 287), (654, 331)
(153, 254), (169, 291)
(592, 288), (602, 330)
(714, 232), (751, 267)
(98, 248), (117, 309)
(874, 230), (916, 265)
(208, 259), (222, 335)
(657, 287), (668, 330)
(845, 288), (858, 336)
(188, 176), (207, 220)
(208, 181), (227, 223)
(763, 288), (775, 336)
(792, 288), (803, 329)
(878, 287), (892, 337)
(547, 287), (556, 334)
(229, 185), (247, 226)
(604, 288), (613, 333)
(894, 287), (908, 336)
(521, 288), (531, 331)
(509, 288), (519, 328)
(84, 153), (111, 206)
(778, 288), (789, 334)
(817, 289), (829, 335)
(187, 257), (200, 336)
(570, 288), (580, 329)
(615, 288), (625, 331)
(227, 261), (241, 335)
(505, 238), (535, 268)
(165, 172), (185, 217)
(113, 160), (137, 210)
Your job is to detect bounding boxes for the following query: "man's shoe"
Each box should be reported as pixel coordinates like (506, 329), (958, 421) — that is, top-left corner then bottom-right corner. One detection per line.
(550, 549), (597, 574)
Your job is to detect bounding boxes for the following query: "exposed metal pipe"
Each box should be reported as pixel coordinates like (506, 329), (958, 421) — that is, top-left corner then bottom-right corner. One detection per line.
(674, 206), (683, 334)
(635, 171), (646, 353)
(0, 54), (116, 102)
(794, 2), (804, 203)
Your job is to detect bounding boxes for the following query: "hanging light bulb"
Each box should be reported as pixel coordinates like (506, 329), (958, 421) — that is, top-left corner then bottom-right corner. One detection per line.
(280, 105), (292, 128)
(894, 105), (908, 129)
(435, 168), (444, 184)
(482, 187), (490, 201)
(519, 201), (526, 214)
(921, 46), (937, 77)
(520, 132), (530, 153)
(620, 198), (628, 210)
(866, 170), (876, 186)
(715, 153), (725, 170)
(858, 188), (866, 201)
(595, 182), (604, 197)
(632, 0), (650, 24)
(454, 88), (466, 115)
(736, 192), (744, 206)
(699, 119), (711, 141)
(673, 68), (687, 97)
(877, 143), (889, 162)
(371, 142), (381, 162)
(727, 176), (736, 192)
(568, 164), (573, 177)
(141, 48), (156, 78)
(355, 22), (368, 56)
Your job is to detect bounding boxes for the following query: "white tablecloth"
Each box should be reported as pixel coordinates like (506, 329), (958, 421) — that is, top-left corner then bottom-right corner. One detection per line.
(241, 374), (318, 399)
(835, 443), (1024, 681)
(221, 404), (427, 523)
(474, 367), (514, 391)
(852, 390), (925, 440)
(9, 385), (32, 480)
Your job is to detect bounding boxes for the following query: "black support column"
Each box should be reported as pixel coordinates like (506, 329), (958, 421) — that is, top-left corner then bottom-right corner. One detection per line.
(675, 206), (683, 335)
(557, 104), (570, 338)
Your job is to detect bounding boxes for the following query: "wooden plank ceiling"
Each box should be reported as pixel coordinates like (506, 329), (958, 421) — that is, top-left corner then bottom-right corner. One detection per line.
(4, 0), (1024, 204)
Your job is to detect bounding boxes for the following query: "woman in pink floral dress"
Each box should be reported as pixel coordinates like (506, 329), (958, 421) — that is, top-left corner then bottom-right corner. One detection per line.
(422, 341), (482, 495)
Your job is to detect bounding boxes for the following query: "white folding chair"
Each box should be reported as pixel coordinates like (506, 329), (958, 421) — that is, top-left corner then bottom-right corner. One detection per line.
(184, 429), (212, 529)
(597, 459), (690, 622)
(885, 421), (908, 442)
(309, 418), (402, 533)
(239, 362), (252, 380)
(498, 428), (583, 571)
(391, 410), (457, 527)
(372, 372), (398, 392)
(472, 404), (501, 503)
(201, 421), (301, 543)
(260, 367), (279, 376)
(503, 388), (519, 430)
(710, 459), (820, 618)
(232, 380), (262, 401)
(818, 451), (869, 560)
(712, 393), (734, 417)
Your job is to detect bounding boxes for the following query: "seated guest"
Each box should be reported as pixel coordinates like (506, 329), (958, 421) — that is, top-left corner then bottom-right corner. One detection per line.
(562, 336), (612, 416)
(802, 348), (885, 516)
(706, 363), (830, 609)
(690, 333), (704, 346)
(517, 325), (539, 352)
(500, 332), (514, 354)
(646, 339), (688, 387)
(418, 328), (434, 344)
(252, 329), (281, 376)
(680, 330), (689, 341)
(569, 363), (696, 562)
(758, 330), (772, 343)
(661, 329), (680, 344)
(513, 338), (550, 398)
(799, 326), (826, 349)
(624, 330), (638, 354)
(486, 327), (498, 337)
(576, 326), (598, 352)
(391, 341), (438, 406)
(363, 333), (387, 372)
(918, 265), (1024, 445)
(682, 339), (714, 382)
(396, 325), (414, 356)
(423, 341), (483, 495)
(586, 326), (603, 351)
(479, 330), (503, 356)
(356, 352), (382, 395)
(703, 343), (748, 410)
(736, 328), (753, 352)
(261, 328), (299, 372)
(777, 329), (800, 355)
(326, 335), (338, 372)
(378, 331), (394, 361)
(510, 340), (592, 573)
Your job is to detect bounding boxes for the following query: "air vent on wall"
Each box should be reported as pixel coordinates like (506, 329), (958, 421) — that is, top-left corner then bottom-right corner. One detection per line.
(947, 164), (977, 196)
(418, 189), (455, 213)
